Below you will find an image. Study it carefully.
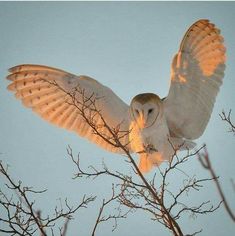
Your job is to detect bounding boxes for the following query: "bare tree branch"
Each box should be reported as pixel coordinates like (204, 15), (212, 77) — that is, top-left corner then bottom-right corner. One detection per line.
(91, 185), (129, 236)
(0, 161), (96, 235)
(198, 146), (235, 222)
(220, 110), (235, 134)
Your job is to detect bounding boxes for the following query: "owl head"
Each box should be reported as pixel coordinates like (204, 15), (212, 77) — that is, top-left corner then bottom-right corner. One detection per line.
(130, 93), (163, 129)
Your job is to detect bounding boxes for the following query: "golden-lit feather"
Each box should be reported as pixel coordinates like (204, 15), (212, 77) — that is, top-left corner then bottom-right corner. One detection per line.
(7, 64), (131, 153)
(164, 19), (226, 139)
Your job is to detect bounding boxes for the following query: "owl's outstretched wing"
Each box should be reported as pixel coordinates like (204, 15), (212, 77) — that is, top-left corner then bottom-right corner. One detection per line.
(7, 64), (131, 153)
(163, 19), (226, 140)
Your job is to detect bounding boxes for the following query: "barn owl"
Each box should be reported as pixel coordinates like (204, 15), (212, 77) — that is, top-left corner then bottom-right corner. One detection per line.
(6, 19), (226, 172)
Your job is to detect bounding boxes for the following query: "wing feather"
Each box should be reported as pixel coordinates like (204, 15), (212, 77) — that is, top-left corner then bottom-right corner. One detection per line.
(164, 19), (226, 139)
(7, 64), (131, 153)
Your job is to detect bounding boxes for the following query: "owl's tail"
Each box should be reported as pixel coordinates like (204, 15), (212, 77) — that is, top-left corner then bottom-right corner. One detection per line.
(138, 152), (164, 173)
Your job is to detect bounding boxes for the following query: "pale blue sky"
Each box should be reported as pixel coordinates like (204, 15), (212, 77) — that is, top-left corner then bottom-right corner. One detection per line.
(0, 2), (235, 236)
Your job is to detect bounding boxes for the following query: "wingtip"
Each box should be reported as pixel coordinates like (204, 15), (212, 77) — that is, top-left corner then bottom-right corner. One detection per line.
(8, 64), (25, 73)
(192, 19), (210, 26)
(6, 73), (14, 81)
(7, 82), (15, 91)
(8, 65), (18, 73)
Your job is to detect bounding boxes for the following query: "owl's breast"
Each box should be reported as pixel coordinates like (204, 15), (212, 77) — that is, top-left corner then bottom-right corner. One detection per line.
(129, 119), (169, 153)
(129, 121), (144, 152)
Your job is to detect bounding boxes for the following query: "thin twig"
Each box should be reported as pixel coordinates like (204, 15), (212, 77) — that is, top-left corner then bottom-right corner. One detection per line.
(198, 146), (235, 222)
(220, 110), (235, 134)
(0, 161), (95, 235)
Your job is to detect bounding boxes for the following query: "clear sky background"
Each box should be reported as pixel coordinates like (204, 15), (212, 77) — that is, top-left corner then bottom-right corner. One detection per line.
(0, 2), (235, 236)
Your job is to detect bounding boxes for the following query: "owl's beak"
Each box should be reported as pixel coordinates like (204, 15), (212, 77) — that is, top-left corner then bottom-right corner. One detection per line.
(137, 111), (146, 128)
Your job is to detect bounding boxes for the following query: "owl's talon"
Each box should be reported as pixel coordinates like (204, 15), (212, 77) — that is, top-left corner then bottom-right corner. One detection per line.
(144, 144), (158, 153)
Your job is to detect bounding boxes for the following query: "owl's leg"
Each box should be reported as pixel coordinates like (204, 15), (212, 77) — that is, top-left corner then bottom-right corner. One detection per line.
(137, 144), (158, 154)
(145, 144), (158, 153)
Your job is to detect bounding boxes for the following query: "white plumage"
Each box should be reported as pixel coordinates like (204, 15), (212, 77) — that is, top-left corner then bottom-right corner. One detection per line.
(6, 19), (226, 172)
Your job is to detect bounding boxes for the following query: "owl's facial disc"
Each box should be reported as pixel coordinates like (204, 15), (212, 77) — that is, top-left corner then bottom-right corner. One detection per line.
(131, 93), (162, 129)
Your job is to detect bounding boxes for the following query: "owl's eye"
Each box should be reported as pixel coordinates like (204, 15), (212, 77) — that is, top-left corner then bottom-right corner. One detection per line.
(135, 109), (139, 115)
(148, 108), (153, 114)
